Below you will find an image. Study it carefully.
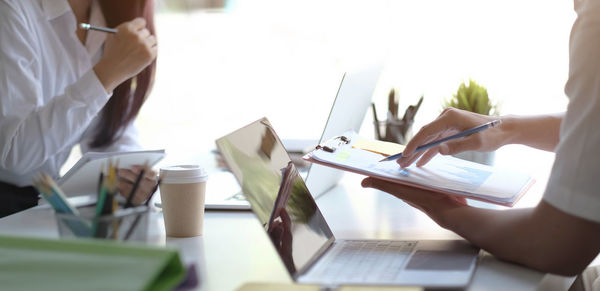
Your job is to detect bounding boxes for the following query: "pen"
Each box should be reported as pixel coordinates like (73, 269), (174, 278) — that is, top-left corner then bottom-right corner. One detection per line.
(372, 103), (382, 140)
(379, 119), (502, 162)
(79, 23), (117, 34)
(123, 178), (161, 240)
(124, 165), (147, 208)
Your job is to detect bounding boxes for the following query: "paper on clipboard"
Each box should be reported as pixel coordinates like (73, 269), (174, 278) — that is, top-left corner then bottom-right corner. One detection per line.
(58, 149), (165, 196)
(303, 132), (534, 207)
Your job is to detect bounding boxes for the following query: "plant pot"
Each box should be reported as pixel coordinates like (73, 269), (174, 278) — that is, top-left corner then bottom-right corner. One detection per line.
(453, 151), (495, 166)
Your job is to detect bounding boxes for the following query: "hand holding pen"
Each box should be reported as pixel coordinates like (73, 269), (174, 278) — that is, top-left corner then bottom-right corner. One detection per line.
(82, 18), (157, 93)
(118, 164), (157, 206)
(394, 109), (506, 168)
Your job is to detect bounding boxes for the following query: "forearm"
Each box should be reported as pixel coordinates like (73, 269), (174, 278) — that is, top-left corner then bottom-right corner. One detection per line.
(500, 113), (563, 151)
(447, 207), (548, 271)
(362, 178), (600, 275)
(444, 201), (600, 276)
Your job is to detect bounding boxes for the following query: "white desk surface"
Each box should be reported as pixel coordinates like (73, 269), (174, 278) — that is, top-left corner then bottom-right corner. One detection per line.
(0, 147), (578, 291)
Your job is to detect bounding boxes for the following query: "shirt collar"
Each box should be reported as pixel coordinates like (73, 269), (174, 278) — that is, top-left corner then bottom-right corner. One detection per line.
(41, 0), (71, 20)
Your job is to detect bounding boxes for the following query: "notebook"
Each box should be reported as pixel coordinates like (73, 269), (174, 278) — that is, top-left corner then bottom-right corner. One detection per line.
(58, 149), (165, 196)
(216, 118), (479, 288)
(304, 131), (535, 207)
(0, 235), (185, 291)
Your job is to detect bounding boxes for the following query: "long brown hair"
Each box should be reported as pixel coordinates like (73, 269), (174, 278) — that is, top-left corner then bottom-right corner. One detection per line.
(90, 0), (156, 148)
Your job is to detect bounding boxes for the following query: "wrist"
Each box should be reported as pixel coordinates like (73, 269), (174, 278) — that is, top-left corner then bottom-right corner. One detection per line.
(497, 115), (519, 146)
(93, 61), (122, 93)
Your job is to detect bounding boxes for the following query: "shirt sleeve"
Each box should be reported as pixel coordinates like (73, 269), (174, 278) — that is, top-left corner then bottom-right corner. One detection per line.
(0, 2), (111, 174)
(543, 0), (600, 223)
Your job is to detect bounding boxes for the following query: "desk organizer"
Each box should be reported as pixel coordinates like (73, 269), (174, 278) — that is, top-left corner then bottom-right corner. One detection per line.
(55, 204), (149, 242)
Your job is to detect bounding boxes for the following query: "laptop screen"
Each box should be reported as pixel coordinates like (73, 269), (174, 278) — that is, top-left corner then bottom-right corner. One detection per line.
(216, 118), (335, 277)
(306, 62), (383, 198)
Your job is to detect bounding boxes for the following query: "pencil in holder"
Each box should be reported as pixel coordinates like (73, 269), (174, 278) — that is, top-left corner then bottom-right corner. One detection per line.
(55, 204), (150, 242)
(374, 119), (413, 145)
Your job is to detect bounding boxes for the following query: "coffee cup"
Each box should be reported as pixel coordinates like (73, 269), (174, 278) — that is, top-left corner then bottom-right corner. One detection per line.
(159, 165), (208, 237)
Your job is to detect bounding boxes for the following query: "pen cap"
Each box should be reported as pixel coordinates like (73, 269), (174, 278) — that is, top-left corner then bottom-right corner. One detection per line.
(160, 165), (208, 184)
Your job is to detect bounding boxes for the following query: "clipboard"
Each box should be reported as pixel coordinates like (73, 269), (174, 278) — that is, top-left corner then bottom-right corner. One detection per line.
(303, 132), (535, 207)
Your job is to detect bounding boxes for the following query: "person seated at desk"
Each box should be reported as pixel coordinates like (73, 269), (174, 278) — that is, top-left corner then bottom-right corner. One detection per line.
(0, 0), (158, 218)
(363, 0), (600, 282)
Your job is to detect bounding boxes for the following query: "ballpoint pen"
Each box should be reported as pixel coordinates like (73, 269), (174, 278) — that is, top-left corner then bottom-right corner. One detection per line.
(379, 119), (502, 162)
(79, 23), (117, 34)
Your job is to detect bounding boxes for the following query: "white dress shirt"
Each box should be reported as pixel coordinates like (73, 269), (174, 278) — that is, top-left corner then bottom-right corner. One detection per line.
(0, 0), (141, 187)
(543, 0), (600, 223)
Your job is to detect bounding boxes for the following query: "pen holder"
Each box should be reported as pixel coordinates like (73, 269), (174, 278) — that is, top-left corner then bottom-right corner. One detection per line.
(374, 119), (413, 145)
(55, 204), (150, 242)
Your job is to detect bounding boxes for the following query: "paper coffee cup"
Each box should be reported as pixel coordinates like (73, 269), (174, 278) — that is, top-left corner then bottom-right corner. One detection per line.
(159, 165), (208, 237)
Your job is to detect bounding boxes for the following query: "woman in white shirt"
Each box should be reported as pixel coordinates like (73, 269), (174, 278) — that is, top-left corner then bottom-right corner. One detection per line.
(0, 0), (158, 217)
(362, 0), (600, 278)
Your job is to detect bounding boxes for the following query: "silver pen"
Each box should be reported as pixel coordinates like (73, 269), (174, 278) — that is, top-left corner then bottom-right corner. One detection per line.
(79, 23), (117, 34)
(379, 119), (502, 162)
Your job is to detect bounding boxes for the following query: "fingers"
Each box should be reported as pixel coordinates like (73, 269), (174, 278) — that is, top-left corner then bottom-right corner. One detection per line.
(439, 135), (480, 155)
(118, 180), (133, 198)
(118, 178), (155, 204)
(139, 28), (150, 39)
(415, 147), (441, 167)
(134, 177), (157, 204)
(398, 108), (490, 168)
(117, 169), (138, 184)
(146, 35), (157, 47)
(401, 111), (454, 157)
(98, 17), (157, 88)
(398, 131), (446, 168)
(361, 177), (415, 200)
(397, 152), (421, 168)
(361, 177), (469, 216)
(127, 165), (157, 179)
(129, 17), (147, 30)
(117, 166), (158, 205)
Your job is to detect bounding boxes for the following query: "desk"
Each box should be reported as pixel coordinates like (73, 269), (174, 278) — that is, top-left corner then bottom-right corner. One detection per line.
(0, 148), (576, 291)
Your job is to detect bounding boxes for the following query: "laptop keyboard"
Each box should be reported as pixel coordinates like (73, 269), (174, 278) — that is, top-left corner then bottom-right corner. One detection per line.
(310, 240), (417, 283)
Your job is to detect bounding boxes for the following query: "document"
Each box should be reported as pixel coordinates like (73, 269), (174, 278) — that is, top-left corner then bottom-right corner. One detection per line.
(303, 132), (534, 207)
(58, 149), (165, 196)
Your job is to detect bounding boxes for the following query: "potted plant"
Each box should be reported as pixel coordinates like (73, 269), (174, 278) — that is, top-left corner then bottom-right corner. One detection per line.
(442, 79), (499, 165)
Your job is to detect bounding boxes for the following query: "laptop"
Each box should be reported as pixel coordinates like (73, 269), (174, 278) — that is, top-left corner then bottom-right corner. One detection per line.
(205, 63), (383, 210)
(215, 118), (479, 288)
(306, 62), (383, 198)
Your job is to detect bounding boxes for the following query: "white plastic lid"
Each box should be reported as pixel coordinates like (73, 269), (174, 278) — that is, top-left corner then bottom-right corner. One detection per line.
(159, 165), (208, 184)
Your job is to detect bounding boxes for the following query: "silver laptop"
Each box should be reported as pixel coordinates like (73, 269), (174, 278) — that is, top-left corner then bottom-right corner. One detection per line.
(205, 63), (382, 209)
(306, 62), (383, 198)
(216, 118), (479, 288)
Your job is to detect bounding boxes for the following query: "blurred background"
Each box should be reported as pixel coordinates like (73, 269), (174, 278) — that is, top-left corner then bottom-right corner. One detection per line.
(63, 0), (576, 190)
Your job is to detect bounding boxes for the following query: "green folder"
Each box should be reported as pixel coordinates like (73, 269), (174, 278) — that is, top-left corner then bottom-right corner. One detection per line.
(0, 235), (186, 291)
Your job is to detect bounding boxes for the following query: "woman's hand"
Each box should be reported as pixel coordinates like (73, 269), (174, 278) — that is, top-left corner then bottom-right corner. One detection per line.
(399, 108), (509, 168)
(93, 18), (157, 93)
(117, 165), (157, 205)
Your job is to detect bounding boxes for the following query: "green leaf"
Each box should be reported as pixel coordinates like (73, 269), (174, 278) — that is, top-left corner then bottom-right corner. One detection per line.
(443, 79), (497, 115)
